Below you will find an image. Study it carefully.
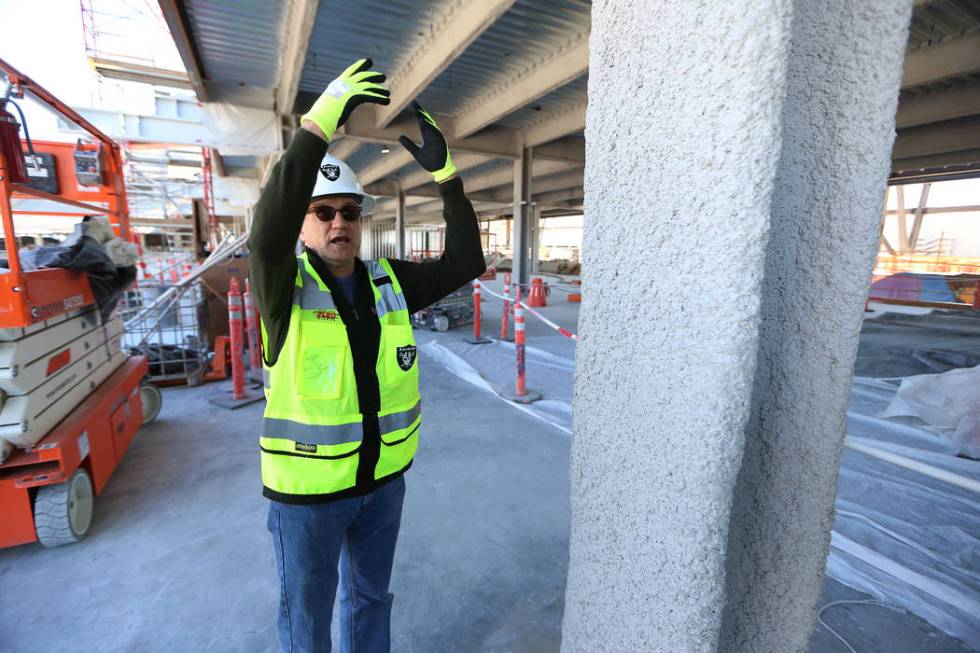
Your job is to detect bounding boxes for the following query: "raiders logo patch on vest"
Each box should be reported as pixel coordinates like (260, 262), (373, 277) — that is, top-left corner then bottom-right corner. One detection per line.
(396, 345), (417, 371)
(320, 163), (340, 181)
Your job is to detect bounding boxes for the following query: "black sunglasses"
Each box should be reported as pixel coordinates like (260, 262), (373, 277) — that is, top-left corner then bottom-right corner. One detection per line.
(310, 205), (362, 222)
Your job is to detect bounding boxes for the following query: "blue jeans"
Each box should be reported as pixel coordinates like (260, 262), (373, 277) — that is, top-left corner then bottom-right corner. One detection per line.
(267, 476), (406, 653)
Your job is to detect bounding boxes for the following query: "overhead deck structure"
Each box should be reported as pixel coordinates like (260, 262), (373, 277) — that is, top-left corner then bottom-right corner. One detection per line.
(158, 0), (980, 278)
(160, 0), (980, 193)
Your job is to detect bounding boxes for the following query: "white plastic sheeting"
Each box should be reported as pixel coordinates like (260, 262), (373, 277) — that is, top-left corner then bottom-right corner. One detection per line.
(200, 102), (279, 155)
(425, 338), (980, 648)
(883, 365), (980, 459)
(422, 341), (572, 434)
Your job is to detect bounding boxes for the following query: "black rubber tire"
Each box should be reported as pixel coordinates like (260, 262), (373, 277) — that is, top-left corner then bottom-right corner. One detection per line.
(140, 383), (163, 423)
(34, 469), (94, 547)
(433, 315), (450, 332)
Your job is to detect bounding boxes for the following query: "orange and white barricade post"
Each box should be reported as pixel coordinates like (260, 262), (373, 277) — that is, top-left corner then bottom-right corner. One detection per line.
(209, 277), (264, 408)
(500, 272), (512, 341)
(467, 279), (491, 344)
(228, 277), (246, 399)
(243, 278), (262, 371)
(502, 286), (541, 404)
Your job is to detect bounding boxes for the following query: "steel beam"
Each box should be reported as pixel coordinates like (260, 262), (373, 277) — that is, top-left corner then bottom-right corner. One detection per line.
(893, 116), (980, 160)
(902, 32), (980, 89)
(328, 139), (363, 161)
(535, 186), (585, 205)
(484, 168), (585, 202)
(277, 0), (320, 114)
(358, 151), (414, 186)
(157, 0), (209, 101)
(454, 38), (589, 138)
(524, 103), (587, 147)
(896, 84), (980, 128)
(892, 148), (980, 174)
(338, 108), (519, 159)
(66, 106), (279, 154)
(327, 103), (587, 164)
(466, 159), (573, 194)
(397, 152), (493, 191)
(90, 58), (193, 90)
(908, 182), (931, 251)
(374, 0), (516, 128)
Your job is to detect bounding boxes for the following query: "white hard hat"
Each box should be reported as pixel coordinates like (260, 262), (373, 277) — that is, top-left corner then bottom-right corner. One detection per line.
(311, 153), (376, 215)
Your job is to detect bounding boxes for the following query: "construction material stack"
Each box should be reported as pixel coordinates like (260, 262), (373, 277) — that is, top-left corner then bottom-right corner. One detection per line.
(0, 307), (126, 463)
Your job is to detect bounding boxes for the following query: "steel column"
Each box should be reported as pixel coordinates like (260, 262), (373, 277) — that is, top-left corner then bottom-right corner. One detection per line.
(908, 182), (931, 251)
(530, 202), (542, 274)
(511, 147), (533, 288)
(395, 189), (406, 259)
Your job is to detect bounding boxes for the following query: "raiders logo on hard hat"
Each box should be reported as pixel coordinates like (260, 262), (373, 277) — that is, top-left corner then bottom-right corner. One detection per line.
(320, 163), (341, 181)
(396, 345), (417, 372)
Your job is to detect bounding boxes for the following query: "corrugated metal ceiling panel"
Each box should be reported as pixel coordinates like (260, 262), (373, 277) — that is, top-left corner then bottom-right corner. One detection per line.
(185, 1), (288, 88)
(495, 74), (588, 129)
(346, 143), (389, 172)
(298, 0), (447, 94)
(414, 0), (591, 118)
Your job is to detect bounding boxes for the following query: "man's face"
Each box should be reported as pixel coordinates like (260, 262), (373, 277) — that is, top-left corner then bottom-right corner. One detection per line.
(300, 196), (363, 268)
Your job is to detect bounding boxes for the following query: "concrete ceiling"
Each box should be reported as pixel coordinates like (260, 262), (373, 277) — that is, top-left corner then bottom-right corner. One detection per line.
(160, 0), (980, 222)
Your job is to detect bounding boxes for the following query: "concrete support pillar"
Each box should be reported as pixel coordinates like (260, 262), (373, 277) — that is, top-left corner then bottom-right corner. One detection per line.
(394, 189), (406, 259)
(511, 147), (533, 289)
(562, 2), (912, 652)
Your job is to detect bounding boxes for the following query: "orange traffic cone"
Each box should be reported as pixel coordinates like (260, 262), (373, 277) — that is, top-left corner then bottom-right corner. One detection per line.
(526, 277), (547, 307)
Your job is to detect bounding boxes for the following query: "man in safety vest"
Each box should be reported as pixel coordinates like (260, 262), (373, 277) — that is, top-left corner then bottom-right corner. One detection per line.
(248, 58), (486, 652)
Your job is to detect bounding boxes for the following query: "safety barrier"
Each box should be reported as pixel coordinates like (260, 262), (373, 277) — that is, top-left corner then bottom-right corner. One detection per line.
(500, 272), (511, 341)
(467, 280), (491, 344)
(243, 278), (262, 371)
(227, 277), (246, 400)
(476, 279), (579, 341)
(467, 278), (580, 404)
(209, 275), (264, 409)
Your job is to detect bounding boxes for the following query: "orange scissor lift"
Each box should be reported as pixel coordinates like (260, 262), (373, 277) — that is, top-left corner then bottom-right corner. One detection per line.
(0, 58), (160, 548)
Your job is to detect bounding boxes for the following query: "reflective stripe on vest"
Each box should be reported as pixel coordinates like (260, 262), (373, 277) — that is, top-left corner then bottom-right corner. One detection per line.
(259, 254), (421, 498)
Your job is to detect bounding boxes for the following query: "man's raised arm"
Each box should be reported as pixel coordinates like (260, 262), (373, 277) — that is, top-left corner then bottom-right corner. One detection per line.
(387, 102), (487, 313)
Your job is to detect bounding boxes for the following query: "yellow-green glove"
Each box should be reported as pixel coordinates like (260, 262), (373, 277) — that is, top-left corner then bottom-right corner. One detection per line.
(398, 102), (456, 183)
(301, 58), (390, 141)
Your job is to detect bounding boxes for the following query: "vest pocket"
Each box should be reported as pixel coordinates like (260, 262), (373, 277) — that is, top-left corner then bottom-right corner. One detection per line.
(381, 325), (418, 386)
(376, 422), (420, 480)
(297, 345), (345, 399)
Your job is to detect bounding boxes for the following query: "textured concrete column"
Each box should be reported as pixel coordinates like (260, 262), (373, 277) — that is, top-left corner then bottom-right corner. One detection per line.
(562, 2), (912, 652)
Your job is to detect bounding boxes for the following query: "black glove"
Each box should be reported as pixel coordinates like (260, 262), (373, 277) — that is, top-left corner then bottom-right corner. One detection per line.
(398, 102), (456, 183)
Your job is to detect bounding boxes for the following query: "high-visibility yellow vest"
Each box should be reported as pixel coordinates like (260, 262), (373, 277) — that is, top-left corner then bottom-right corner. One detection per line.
(259, 253), (420, 500)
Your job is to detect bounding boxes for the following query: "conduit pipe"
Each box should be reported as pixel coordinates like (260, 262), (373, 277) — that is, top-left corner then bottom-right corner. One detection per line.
(844, 436), (980, 495)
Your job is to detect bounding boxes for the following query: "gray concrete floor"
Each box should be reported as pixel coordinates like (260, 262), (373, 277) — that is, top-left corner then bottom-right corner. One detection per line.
(0, 285), (973, 652)
(0, 349), (570, 652)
